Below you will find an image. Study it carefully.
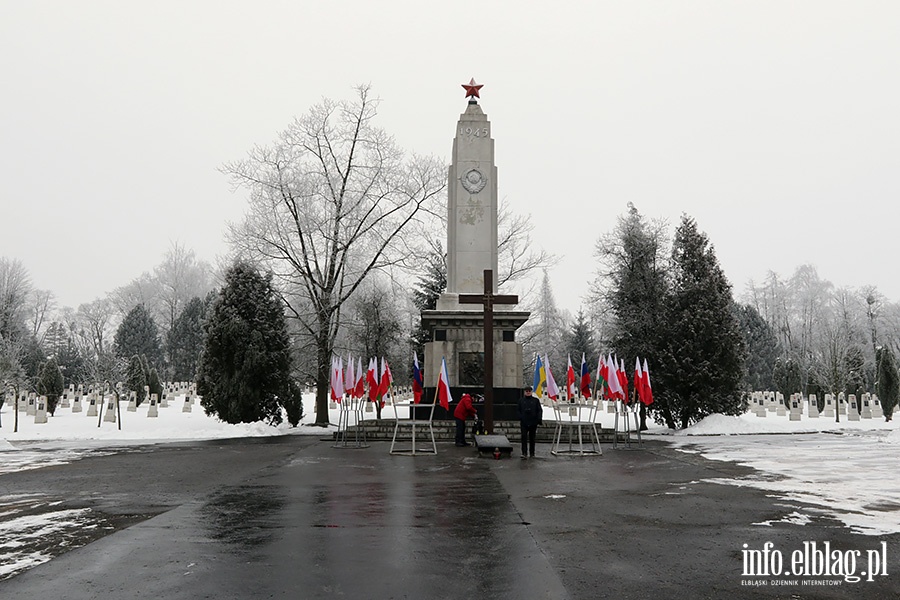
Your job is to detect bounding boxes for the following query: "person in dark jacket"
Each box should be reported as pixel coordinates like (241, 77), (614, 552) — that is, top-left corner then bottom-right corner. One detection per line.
(453, 393), (478, 446)
(517, 386), (543, 458)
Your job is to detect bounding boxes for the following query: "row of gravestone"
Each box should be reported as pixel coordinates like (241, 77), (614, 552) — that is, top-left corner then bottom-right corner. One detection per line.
(748, 390), (891, 421)
(4, 382), (198, 425)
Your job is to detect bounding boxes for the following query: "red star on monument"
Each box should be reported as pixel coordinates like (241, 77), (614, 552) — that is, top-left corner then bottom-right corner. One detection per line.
(461, 78), (483, 99)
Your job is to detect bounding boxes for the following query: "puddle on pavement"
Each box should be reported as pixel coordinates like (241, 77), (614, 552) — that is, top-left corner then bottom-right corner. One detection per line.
(201, 485), (285, 551)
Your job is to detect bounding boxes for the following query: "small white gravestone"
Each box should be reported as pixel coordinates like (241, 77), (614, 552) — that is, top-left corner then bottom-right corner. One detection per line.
(72, 393), (83, 413)
(789, 394), (802, 421)
(822, 394), (835, 417)
(60, 392), (70, 408)
(35, 396), (48, 424)
(838, 393), (847, 415)
(160, 392), (168, 408)
(127, 391), (137, 412)
(86, 393), (98, 417)
(775, 393), (786, 417)
(861, 393), (873, 419)
(807, 394), (819, 418)
(847, 394), (860, 421)
(147, 393), (158, 417)
(182, 396), (192, 413)
(872, 394), (884, 419)
(103, 396), (117, 423)
(26, 394), (36, 416)
(18, 392), (27, 412)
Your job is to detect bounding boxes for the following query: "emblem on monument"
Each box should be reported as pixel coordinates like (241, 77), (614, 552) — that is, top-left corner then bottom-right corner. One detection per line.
(460, 168), (487, 194)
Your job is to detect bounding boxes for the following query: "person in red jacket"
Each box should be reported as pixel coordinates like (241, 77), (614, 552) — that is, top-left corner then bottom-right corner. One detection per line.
(453, 393), (478, 446)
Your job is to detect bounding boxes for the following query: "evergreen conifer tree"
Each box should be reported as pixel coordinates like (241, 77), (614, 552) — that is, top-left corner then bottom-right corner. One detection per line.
(114, 305), (163, 368)
(736, 303), (780, 391)
(37, 356), (64, 415)
(197, 262), (301, 425)
(773, 356), (802, 404)
(876, 346), (899, 421)
(148, 367), (162, 403)
(592, 204), (668, 428)
(167, 297), (207, 381)
(657, 216), (746, 429)
(565, 310), (595, 374)
(125, 355), (147, 407)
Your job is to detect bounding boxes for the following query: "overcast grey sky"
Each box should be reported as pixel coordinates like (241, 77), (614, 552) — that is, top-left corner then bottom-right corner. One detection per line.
(2, 1), (898, 314)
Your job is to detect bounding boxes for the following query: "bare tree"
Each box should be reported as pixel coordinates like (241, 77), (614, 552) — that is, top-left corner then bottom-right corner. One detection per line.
(0, 257), (32, 341)
(224, 85), (446, 424)
(69, 298), (116, 362)
(155, 241), (213, 334)
(26, 289), (55, 343)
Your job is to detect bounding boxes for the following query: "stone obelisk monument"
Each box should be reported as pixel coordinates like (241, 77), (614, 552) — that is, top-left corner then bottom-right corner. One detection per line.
(422, 79), (529, 427)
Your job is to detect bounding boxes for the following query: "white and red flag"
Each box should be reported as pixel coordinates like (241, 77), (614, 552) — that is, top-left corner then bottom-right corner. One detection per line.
(618, 358), (629, 403)
(354, 356), (364, 399)
(366, 358), (378, 402)
(606, 354), (623, 400)
(641, 358), (654, 406)
(566, 355), (577, 399)
(436, 357), (452, 411)
(378, 358), (393, 408)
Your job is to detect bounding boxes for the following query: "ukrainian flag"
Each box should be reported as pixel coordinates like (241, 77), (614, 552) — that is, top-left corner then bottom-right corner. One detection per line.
(532, 354), (547, 398)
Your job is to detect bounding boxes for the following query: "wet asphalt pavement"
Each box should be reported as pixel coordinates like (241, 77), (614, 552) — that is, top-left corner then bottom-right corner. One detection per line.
(1, 435), (899, 599)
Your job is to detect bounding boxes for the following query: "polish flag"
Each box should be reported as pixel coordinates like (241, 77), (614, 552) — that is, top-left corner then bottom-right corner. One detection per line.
(580, 353), (591, 399)
(618, 358), (629, 404)
(412, 353), (424, 404)
(366, 358), (378, 402)
(606, 354), (623, 400)
(344, 353), (355, 397)
(634, 357), (644, 404)
(641, 358), (654, 406)
(354, 356), (365, 398)
(331, 355), (345, 401)
(566, 355), (577, 400)
(378, 358), (393, 408)
(436, 357), (452, 411)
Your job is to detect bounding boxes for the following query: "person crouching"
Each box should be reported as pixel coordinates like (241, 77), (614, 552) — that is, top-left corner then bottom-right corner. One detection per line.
(454, 393), (477, 446)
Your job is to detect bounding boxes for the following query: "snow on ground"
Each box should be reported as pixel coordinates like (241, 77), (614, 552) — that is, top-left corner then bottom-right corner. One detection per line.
(662, 411), (900, 536)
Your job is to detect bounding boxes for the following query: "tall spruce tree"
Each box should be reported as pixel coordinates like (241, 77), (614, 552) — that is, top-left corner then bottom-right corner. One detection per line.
(167, 297), (207, 381)
(736, 303), (780, 391)
(656, 216), (746, 429)
(592, 204), (668, 428)
(773, 356), (802, 404)
(114, 305), (163, 368)
(876, 346), (899, 421)
(37, 356), (64, 416)
(565, 310), (595, 377)
(125, 355), (147, 407)
(197, 262), (301, 425)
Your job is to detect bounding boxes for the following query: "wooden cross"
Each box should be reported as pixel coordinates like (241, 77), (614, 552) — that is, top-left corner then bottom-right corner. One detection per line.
(458, 269), (518, 433)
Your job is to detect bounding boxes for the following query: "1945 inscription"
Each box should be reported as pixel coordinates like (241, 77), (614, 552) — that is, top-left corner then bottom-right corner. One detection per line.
(459, 126), (489, 138)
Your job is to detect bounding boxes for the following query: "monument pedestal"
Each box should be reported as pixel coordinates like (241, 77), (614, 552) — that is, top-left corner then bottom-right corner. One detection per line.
(421, 307), (529, 421)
